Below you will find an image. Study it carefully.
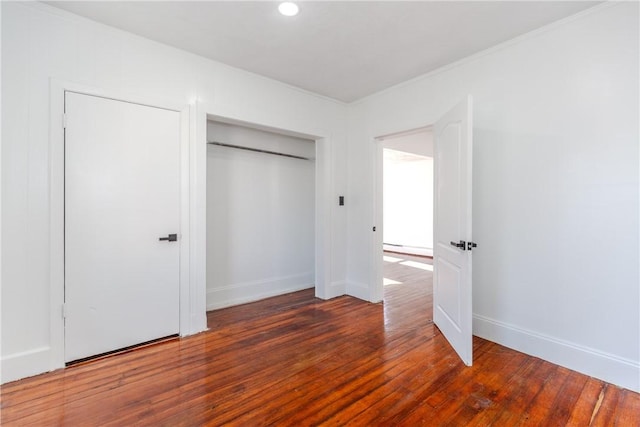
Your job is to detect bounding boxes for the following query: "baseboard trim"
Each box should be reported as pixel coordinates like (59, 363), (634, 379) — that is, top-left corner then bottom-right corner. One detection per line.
(1, 346), (55, 384)
(206, 273), (314, 311)
(188, 312), (208, 335)
(473, 314), (640, 392)
(383, 244), (433, 257)
(322, 281), (346, 299)
(346, 281), (371, 302)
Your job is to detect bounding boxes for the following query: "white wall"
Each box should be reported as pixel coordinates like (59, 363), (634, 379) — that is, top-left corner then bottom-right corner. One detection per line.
(1, 2), (347, 383)
(383, 150), (434, 250)
(347, 3), (639, 391)
(206, 122), (315, 309)
(382, 130), (434, 253)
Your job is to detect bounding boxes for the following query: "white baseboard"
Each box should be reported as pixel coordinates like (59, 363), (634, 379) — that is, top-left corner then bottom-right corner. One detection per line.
(188, 312), (208, 335)
(1, 346), (56, 384)
(322, 281), (346, 299)
(346, 281), (371, 302)
(474, 314), (640, 392)
(383, 244), (433, 257)
(206, 273), (314, 311)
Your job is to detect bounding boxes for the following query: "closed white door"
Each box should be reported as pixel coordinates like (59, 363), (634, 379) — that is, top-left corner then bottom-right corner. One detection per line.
(433, 96), (474, 366)
(65, 92), (180, 363)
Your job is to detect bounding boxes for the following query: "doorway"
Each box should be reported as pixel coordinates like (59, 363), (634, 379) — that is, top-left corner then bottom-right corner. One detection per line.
(372, 96), (475, 365)
(376, 128), (435, 324)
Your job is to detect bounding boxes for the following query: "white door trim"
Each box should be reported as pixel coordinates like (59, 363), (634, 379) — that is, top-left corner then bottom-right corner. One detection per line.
(372, 135), (384, 303)
(48, 79), (206, 371)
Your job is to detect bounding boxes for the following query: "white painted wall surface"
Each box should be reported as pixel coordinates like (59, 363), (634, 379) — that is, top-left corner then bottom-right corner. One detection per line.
(347, 3), (639, 391)
(207, 122), (315, 309)
(1, 2), (347, 383)
(383, 150), (434, 250)
(382, 130), (434, 253)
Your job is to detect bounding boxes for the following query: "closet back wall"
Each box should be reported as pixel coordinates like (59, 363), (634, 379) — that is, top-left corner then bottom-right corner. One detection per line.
(206, 122), (316, 310)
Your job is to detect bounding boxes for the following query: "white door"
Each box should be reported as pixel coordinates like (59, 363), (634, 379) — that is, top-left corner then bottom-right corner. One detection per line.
(65, 92), (181, 363)
(433, 96), (474, 366)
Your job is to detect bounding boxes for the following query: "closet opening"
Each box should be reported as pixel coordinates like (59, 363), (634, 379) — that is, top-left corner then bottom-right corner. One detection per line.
(206, 119), (316, 311)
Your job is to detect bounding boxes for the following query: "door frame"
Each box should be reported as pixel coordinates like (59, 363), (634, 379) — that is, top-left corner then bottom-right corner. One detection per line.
(48, 80), (205, 370)
(369, 98), (474, 366)
(371, 125), (434, 303)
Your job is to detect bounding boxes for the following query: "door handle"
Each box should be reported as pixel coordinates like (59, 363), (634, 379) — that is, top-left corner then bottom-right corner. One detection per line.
(159, 234), (177, 242)
(450, 240), (466, 249)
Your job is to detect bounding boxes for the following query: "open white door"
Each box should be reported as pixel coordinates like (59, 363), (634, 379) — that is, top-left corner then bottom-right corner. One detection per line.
(433, 96), (474, 366)
(65, 92), (181, 362)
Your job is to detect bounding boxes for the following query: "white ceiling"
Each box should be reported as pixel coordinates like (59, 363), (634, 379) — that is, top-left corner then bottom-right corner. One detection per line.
(46, 1), (599, 103)
(383, 129), (433, 158)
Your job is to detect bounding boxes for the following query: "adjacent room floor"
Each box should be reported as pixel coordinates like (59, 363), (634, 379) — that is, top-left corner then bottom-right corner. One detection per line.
(382, 251), (433, 331)
(1, 253), (638, 425)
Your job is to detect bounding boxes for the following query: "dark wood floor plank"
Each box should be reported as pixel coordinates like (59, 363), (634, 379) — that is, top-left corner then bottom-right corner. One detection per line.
(614, 387), (640, 427)
(590, 384), (623, 427)
(476, 357), (556, 426)
(511, 366), (571, 426)
(1, 252), (638, 426)
(392, 341), (524, 425)
(303, 337), (447, 425)
(542, 366), (590, 425)
(565, 377), (607, 426)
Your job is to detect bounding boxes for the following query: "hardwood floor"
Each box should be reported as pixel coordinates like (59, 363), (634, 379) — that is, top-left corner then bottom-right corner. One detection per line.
(2, 253), (638, 425)
(382, 252), (433, 332)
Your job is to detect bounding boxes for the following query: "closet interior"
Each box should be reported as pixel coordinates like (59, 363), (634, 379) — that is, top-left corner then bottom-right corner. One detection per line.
(206, 120), (316, 310)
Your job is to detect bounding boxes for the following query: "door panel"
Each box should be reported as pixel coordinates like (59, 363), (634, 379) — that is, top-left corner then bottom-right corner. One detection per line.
(436, 257), (462, 330)
(433, 96), (473, 366)
(437, 123), (461, 241)
(65, 92), (180, 362)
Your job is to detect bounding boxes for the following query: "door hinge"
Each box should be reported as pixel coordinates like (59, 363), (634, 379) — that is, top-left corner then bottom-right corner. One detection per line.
(62, 303), (67, 319)
(62, 114), (67, 129)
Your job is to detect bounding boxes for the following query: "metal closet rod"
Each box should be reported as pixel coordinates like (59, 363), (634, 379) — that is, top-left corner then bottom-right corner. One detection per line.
(207, 141), (312, 161)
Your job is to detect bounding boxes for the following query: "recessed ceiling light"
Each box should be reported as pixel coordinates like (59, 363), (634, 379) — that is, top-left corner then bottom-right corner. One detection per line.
(278, 2), (299, 17)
